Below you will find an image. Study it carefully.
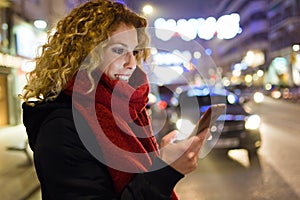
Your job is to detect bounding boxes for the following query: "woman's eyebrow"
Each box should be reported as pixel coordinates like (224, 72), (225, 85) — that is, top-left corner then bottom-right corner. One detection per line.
(109, 42), (139, 51)
(109, 42), (127, 47)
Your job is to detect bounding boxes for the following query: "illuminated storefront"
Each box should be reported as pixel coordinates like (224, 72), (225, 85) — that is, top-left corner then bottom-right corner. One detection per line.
(0, 52), (32, 126)
(265, 44), (300, 88)
(0, 12), (45, 126)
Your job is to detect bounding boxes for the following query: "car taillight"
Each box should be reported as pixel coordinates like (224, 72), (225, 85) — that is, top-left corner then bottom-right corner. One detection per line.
(157, 100), (167, 109)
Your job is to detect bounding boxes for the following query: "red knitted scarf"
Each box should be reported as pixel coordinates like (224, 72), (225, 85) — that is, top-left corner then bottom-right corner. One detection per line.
(64, 68), (179, 199)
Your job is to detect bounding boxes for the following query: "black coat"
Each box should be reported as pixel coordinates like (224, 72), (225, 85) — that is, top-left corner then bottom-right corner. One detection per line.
(22, 93), (183, 200)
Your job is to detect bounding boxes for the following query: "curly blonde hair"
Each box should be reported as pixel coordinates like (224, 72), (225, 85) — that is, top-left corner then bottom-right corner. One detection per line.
(21, 0), (150, 105)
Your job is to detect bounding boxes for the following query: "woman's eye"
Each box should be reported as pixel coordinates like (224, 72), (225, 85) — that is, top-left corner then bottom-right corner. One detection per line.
(112, 47), (126, 55)
(133, 50), (140, 56)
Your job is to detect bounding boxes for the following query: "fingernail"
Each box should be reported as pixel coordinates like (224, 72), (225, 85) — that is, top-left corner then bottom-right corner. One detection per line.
(188, 152), (195, 159)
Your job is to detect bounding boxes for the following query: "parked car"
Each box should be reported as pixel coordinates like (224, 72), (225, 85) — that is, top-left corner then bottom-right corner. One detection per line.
(169, 85), (262, 159)
(146, 84), (181, 142)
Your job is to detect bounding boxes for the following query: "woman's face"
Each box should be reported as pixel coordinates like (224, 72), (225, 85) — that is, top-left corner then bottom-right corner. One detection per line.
(101, 23), (139, 82)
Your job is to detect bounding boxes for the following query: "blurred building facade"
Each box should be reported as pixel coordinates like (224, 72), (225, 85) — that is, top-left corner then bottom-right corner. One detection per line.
(209, 0), (300, 88)
(0, 0), (78, 126)
(210, 0), (269, 86)
(266, 0), (300, 87)
(268, 0), (300, 56)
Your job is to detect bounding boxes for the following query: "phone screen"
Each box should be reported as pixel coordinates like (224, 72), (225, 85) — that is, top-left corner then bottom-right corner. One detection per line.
(191, 103), (226, 137)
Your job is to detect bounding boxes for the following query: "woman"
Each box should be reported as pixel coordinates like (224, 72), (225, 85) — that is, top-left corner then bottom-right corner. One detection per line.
(21, 1), (209, 199)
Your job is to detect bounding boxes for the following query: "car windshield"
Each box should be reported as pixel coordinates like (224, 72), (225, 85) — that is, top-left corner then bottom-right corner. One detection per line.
(178, 87), (248, 116)
(196, 95), (228, 106)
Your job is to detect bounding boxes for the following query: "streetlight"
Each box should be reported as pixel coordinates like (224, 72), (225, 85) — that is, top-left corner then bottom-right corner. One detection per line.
(142, 4), (153, 16)
(33, 19), (47, 30)
(292, 44), (300, 52)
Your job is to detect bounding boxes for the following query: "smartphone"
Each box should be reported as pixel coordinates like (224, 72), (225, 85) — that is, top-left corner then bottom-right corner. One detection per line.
(190, 103), (226, 138)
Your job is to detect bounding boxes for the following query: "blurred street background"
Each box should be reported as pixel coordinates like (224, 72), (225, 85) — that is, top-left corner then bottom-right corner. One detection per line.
(1, 0), (300, 199)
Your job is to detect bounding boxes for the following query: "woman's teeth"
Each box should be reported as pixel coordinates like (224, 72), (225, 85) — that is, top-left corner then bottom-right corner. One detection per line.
(115, 74), (129, 81)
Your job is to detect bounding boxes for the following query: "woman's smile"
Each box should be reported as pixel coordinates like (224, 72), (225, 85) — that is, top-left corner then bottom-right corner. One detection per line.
(114, 74), (131, 81)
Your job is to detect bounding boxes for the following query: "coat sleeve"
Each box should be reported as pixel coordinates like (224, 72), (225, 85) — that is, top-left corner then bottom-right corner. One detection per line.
(33, 109), (183, 200)
(120, 158), (184, 200)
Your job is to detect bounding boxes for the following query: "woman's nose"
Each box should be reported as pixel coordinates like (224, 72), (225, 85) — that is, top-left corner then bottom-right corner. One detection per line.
(124, 52), (137, 69)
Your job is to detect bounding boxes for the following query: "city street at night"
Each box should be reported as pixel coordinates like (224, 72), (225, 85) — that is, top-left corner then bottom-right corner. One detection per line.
(1, 0), (300, 199)
(175, 96), (300, 200)
(2, 95), (300, 200)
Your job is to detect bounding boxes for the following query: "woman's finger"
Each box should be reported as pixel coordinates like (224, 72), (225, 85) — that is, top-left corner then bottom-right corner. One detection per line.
(189, 128), (209, 154)
(160, 130), (178, 147)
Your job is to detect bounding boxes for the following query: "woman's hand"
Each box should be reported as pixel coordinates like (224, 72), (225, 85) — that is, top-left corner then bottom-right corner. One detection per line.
(159, 129), (210, 175)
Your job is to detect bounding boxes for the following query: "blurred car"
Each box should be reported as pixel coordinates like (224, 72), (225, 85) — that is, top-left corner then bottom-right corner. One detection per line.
(147, 84), (180, 142)
(226, 84), (265, 104)
(170, 85), (262, 159)
(226, 84), (254, 104)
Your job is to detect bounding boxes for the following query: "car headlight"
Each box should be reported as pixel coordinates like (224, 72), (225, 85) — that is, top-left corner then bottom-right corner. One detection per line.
(245, 114), (261, 130)
(253, 92), (264, 103)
